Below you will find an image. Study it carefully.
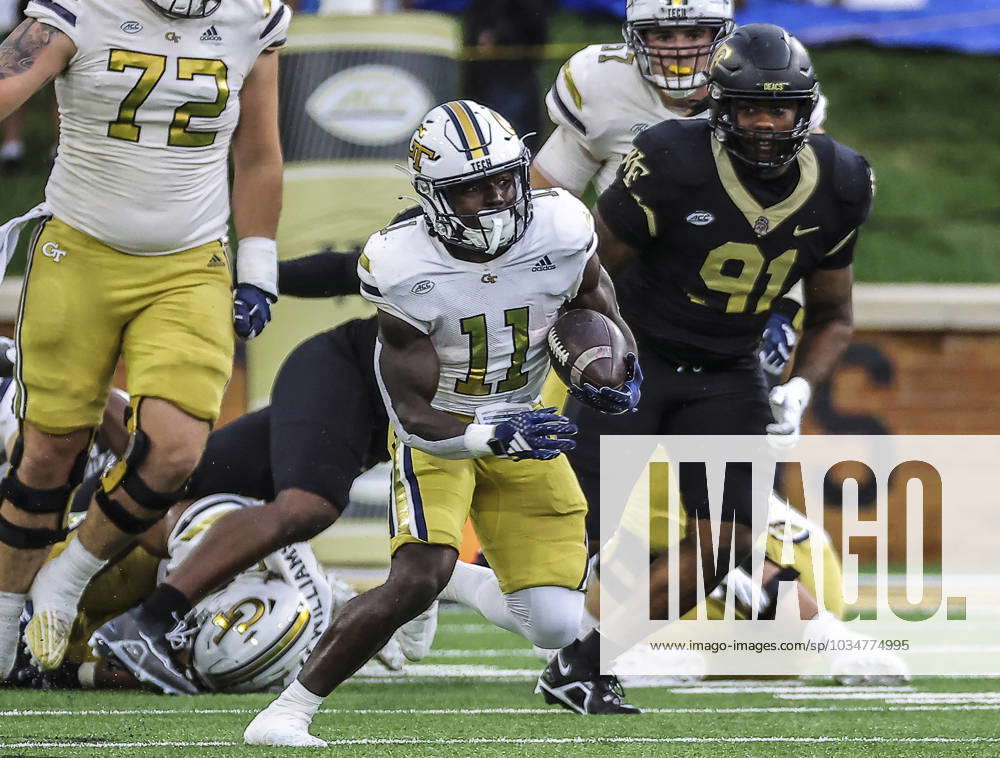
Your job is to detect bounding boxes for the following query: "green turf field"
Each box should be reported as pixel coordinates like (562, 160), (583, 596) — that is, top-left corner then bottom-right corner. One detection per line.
(3, 607), (1000, 757)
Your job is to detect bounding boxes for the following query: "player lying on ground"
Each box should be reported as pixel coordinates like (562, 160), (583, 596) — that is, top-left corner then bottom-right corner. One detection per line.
(3, 492), (393, 692)
(72, 315), (433, 693)
(243, 99), (641, 747)
(530, 0), (830, 379)
(0, 337), (420, 693)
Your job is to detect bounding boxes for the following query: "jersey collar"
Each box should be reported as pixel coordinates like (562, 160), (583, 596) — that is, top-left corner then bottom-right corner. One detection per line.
(711, 139), (819, 237)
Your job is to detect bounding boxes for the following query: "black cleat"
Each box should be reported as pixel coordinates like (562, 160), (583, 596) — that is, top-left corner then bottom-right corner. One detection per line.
(90, 606), (198, 695)
(536, 646), (641, 715)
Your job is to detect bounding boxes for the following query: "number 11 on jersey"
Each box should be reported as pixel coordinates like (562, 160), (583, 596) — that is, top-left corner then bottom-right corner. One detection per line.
(455, 307), (530, 396)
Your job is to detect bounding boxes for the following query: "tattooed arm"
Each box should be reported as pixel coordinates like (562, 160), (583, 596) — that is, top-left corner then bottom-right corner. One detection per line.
(0, 19), (75, 121)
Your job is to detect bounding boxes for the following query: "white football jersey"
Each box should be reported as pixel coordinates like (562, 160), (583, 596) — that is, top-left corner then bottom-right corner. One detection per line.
(536, 42), (828, 197)
(26, 0), (290, 254)
(359, 189), (596, 417)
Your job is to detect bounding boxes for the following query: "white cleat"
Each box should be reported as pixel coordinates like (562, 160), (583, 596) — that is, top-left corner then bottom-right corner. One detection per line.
(325, 569), (357, 613)
(244, 706), (327, 748)
(24, 557), (85, 671)
(377, 634), (406, 671)
(326, 570), (405, 671)
(397, 600), (438, 662)
(831, 650), (911, 686)
(0, 591), (26, 679)
(23, 609), (74, 671)
(614, 644), (706, 687)
(533, 644), (558, 663)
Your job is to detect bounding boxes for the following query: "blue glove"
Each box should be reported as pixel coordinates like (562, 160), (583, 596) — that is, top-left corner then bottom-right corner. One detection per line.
(759, 312), (797, 376)
(488, 407), (578, 461)
(233, 284), (275, 340)
(569, 352), (643, 415)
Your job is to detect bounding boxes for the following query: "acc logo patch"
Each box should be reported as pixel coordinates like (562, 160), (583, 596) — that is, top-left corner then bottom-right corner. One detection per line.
(411, 280), (434, 295)
(686, 211), (714, 226)
(120, 20), (143, 33)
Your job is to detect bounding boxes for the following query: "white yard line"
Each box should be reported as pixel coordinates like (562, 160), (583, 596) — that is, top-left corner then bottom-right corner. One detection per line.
(779, 692), (1000, 701)
(5, 704), (1000, 717)
(4, 737), (1000, 748)
(428, 648), (536, 658)
(677, 685), (914, 694)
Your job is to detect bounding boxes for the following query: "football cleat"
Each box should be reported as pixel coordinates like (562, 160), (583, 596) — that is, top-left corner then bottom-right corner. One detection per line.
(533, 644), (558, 663)
(23, 609), (74, 671)
(536, 648), (641, 715)
(613, 643), (706, 686)
(396, 600), (439, 662)
(0, 592), (25, 680)
(244, 705), (327, 747)
(326, 570), (405, 671)
(90, 606), (197, 695)
(831, 650), (911, 687)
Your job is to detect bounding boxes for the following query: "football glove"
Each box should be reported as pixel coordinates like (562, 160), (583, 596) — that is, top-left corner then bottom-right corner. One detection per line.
(487, 407), (577, 461)
(759, 312), (797, 376)
(233, 284), (275, 340)
(766, 376), (811, 448)
(569, 353), (643, 415)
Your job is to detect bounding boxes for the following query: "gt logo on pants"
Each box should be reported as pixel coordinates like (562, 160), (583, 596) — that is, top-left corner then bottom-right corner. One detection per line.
(42, 242), (67, 262)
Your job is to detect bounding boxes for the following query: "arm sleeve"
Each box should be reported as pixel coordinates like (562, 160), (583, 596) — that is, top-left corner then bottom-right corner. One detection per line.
(278, 251), (361, 298)
(532, 126), (602, 196)
(257, 1), (291, 54)
(25, 0), (80, 44)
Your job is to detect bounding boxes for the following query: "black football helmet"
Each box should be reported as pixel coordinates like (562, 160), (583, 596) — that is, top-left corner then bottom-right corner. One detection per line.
(707, 24), (818, 170)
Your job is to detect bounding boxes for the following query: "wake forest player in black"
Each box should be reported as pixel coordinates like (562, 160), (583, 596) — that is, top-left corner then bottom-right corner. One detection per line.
(538, 24), (874, 713)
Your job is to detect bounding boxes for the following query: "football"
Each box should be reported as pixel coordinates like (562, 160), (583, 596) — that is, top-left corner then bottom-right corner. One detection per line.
(546, 308), (629, 389)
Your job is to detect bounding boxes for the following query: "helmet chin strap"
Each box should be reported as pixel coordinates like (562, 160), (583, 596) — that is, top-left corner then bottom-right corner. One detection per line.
(485, 215), (506, 256)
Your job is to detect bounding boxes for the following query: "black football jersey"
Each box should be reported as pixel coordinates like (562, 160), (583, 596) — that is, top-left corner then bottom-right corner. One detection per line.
(598, 119), (874, 363)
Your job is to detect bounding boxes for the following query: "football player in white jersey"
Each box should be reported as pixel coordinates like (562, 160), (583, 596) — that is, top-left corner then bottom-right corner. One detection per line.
(531, 0), (824, 376)
(243, 100), (641, 748)
(0, 0), (289, 679)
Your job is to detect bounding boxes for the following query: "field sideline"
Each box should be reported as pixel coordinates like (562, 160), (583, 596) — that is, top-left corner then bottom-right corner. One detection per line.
(3, 608), (1000, 757)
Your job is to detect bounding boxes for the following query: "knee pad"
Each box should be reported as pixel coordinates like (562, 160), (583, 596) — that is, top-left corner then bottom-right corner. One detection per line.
(505, 586), (585, 650)
(97, 397), (190, 535)
(0, 430), (95, 549)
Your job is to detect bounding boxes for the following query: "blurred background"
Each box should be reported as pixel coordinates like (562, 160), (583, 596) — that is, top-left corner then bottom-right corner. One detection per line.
(0, 0), (997, 570)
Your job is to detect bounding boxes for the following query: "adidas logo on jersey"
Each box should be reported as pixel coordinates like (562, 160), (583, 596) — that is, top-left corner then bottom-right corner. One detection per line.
(207, 253), (226, 267)
(531, 255), (556, 272)
(200, 25), (222, 42)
